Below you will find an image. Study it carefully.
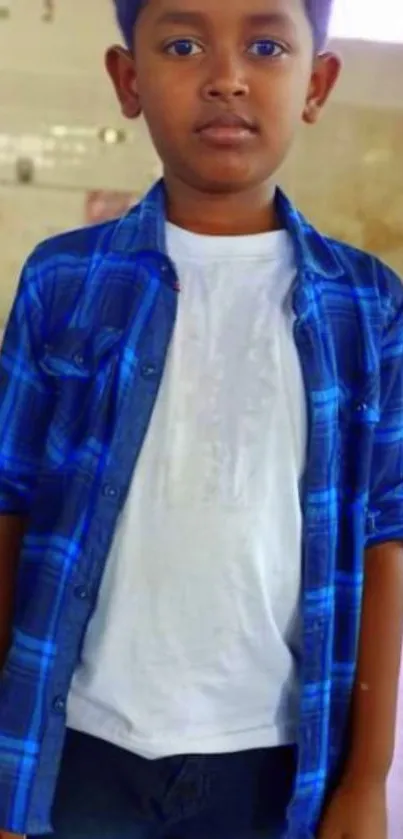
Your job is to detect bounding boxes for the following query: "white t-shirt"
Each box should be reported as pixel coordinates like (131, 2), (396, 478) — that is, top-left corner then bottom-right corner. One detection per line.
(67, 224), (307, 758)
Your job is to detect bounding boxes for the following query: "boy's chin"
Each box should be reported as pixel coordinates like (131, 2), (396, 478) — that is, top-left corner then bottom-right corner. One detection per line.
(185, 161), (273, 195)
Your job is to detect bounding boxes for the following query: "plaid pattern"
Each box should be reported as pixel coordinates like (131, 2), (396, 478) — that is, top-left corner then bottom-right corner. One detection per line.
(1, 181), (403, 837)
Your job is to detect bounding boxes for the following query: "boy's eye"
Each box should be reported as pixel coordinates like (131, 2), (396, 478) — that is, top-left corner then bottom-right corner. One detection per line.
(247, 39), (285, 58)
(165, 39), (203, 57)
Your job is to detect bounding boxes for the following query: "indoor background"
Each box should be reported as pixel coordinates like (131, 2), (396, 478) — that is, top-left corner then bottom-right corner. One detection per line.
(0, 1), (402, 836)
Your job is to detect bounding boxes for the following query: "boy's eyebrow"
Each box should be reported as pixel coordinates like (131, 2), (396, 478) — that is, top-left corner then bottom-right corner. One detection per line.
(244, 12), (297, 30)
(154, 10), (297, 31)
(154, 10), (206, 26)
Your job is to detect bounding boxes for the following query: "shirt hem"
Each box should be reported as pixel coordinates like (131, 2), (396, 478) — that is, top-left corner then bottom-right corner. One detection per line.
(67, 712), (297, 759)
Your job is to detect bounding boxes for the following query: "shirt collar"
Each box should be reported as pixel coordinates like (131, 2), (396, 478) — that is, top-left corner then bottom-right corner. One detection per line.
(109, 178), (345, 284)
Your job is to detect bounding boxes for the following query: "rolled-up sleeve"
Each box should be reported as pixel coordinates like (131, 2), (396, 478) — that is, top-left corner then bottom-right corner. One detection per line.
(0, 260), (53, 514)
(366, 300), (403, 547)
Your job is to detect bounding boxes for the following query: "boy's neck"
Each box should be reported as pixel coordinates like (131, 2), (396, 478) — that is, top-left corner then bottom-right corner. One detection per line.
(164, 175), (280, 236)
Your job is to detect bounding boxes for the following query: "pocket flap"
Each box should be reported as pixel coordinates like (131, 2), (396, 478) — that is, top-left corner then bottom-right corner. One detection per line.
(38, 326), (124, 378)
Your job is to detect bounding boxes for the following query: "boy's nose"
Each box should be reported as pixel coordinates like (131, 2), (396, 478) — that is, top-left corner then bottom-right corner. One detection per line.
(201, 56), (249, 101)
(203, 78), (249, 100)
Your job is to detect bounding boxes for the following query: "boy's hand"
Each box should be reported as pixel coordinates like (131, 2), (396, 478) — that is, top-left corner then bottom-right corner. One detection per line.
(0, 833), (26, 838)
(319, 775), (387, 839)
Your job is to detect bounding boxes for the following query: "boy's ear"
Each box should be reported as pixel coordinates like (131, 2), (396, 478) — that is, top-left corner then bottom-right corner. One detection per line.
(105, 45), (142, 119)
(303, 51), (341, 125)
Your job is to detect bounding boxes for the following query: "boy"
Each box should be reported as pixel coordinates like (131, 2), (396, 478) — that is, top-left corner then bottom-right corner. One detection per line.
(0, 0), (403, 837)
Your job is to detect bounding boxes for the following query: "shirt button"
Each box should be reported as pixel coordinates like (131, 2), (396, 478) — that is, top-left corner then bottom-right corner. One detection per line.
(141, 361), (158, 379)
(52, 695), (66, 714)
(73, 352), (85, 367)
(355, 401), (367, 413)
(102, 483), (118, 499)
(74, 585), (90, 601)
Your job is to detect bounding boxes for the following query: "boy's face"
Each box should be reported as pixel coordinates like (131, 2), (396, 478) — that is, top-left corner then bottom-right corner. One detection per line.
(107, 0), (340, 195)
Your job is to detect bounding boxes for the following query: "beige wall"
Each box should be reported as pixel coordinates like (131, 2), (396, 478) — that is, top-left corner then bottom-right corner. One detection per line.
(281, 99), (403, 275)
(1, 1), (403, 322)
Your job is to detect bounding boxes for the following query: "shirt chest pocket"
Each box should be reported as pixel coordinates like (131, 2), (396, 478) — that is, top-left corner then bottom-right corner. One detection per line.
(38, 326), (124, 463)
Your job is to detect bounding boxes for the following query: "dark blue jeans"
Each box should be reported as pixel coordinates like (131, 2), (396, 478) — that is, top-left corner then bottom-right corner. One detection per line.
(32, 729), (297, 838)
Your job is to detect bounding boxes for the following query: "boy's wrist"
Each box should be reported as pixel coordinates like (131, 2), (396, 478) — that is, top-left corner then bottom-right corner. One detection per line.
(343, 747), (391, 786)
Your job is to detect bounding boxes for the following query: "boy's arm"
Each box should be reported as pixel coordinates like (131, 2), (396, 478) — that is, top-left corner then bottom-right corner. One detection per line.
(346, 540), (403, 780)
(0, 515), (26, 669)
(0, 259), (53, 669)
(320, 293), (403, 839)
(0, 262), (52, 838)
(319, 545), (403, 839)
(0, 518), (26, 839)
(347, 292), (403, 780)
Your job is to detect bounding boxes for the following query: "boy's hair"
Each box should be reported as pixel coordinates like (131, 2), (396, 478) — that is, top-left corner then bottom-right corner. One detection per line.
(305, 0), (334, 49)
(113, 0), (146, 46)
(113, 0), (333, 51)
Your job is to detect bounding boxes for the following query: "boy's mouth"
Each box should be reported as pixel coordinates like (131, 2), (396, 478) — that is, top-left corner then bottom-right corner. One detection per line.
(194, 113), (259, 147)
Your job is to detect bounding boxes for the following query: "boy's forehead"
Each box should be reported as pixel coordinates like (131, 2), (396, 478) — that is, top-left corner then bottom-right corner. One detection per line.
(138, 0), (306, 20)
(115, 0), (312, 47)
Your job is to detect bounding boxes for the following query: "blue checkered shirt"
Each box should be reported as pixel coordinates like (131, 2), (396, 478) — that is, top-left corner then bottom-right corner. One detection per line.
(1, 181), (403, 837)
